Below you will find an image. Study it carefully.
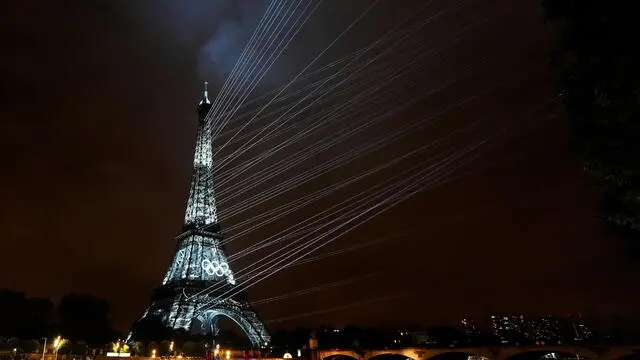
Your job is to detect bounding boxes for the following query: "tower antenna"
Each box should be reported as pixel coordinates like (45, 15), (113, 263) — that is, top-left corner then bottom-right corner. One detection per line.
(200, 81), (211, 105)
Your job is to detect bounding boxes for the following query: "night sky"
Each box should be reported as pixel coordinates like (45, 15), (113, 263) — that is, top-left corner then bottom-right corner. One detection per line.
(1, 0), (638, 334)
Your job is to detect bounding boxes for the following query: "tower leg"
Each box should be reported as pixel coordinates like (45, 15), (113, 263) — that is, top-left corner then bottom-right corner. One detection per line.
(199, 313), (220, 336)
(211, 316), (220, 336)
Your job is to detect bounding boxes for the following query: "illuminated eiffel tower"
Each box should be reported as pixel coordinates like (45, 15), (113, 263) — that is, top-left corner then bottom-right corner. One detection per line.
(131, 83), (270, 347)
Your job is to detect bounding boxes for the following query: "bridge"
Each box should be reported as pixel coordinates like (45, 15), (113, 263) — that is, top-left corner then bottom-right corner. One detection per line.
(318, 346), (640, 360)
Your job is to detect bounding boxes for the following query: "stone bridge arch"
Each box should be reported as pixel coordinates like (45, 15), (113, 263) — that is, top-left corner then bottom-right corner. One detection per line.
(367, 349), (417, 360)
(320, 348), (494, 360)
(319, 350), (361, 360)
(596, 346), (640, 360)
(617, 354), (640, 360)
(324, 354), (360, 360)
(368, 354), (416, 360)
(497, 346), (597, 360)
(418, 348), (494, 360)
(424, 351), (482, 360)
(320, 346), (640, 360)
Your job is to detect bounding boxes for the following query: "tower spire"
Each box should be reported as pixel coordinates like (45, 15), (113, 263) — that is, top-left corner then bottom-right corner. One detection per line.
(200, 81), (211, 105)
(185, 83), (217, 229)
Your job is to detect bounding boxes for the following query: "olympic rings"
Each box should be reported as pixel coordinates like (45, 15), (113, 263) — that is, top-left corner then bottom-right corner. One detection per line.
(202, 258), (230, 277)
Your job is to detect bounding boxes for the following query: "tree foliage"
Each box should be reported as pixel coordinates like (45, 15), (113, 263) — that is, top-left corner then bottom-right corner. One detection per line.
(0, 290), (117, 346)
(0, 291), (54, 339)
(542, 0), (640, 238)
(58, 293), (117, 346)
(21, 339), (41, 353)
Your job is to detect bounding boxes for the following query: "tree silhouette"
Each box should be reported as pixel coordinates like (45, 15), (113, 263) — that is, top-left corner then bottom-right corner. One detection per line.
(542, 0), (640, 241)
(27, 297), (55, 338)
(424, 326), (466, 347)
(58, 293), (116, 345)
(0, 290), (29, 338)
(0, 291), (55, 339)
(21, 339), (40, 353)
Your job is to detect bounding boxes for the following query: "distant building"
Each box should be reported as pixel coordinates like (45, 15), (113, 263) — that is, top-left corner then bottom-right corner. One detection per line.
(571, 315), (594, 342)
(461, 317), (480, 338)
(412, 331), (437, 346)
(393, 330), (408, 346)
(530, 316), (562, 344)
(491, 314), (528, 344)
(395, 330), (436, 346)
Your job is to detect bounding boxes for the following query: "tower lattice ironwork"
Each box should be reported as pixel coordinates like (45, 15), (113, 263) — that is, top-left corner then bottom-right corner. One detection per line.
(131, 83), (270, 346)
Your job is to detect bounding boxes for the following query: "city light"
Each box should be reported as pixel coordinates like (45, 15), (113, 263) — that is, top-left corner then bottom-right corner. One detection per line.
(53, 336), (61, 349)
(52, 336), (65, 360)
(225, 350), (230, 360)
(152, 349), (157, 359)
(170, 341), (174, 352)
(41, 337), (48, 360)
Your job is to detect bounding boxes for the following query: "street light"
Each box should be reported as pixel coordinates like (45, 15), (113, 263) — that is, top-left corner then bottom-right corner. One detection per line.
(226, 350), (230, 360)
(53, 336), (63, 360)
(152, 349), (157, 358)
(41, 338), (48, 360)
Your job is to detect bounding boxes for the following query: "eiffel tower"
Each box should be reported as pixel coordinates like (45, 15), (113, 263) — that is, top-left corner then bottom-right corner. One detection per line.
(131, 83), (270, 347)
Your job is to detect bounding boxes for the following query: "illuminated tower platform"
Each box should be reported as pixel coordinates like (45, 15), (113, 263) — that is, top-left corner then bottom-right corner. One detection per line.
(131, 83), (270, 347)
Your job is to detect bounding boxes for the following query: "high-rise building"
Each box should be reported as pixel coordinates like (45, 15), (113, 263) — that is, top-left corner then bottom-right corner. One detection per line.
(491, 314), (528, 344)
(129, 83), (270, 346)
(571, 315), (594, 342)
(530, 316), (561, 344)
(461, 317), (480, 338)
(412, 331), (437, 346)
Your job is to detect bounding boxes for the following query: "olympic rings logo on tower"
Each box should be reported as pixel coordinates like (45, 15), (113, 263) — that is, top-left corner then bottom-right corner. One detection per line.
(202, 259), (230, 277)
